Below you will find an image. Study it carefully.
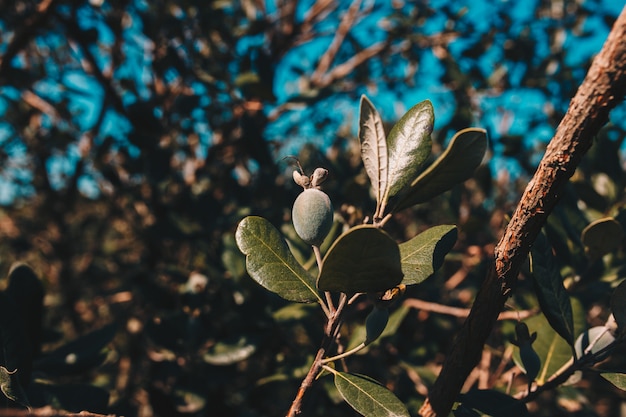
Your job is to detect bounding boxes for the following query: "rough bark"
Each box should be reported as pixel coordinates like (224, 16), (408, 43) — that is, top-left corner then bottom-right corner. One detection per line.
(419, 6), (626, 417)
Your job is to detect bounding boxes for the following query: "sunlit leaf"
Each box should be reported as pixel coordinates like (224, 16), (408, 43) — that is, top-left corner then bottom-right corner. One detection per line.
(574, 326), (615, 358)
(235, 216), (320, 303)
(581, 218), (624, 260)
(204, 336), (257, 365)
(512, 298), (586, 385)
(359, 95), (388, 216)
(601, 373), (626, 391)
(394, 128), (487, 211)
(530, 232), (575, 347)
(610, 279), (626, 332)
(459, 389), (528, 416)
(318, 225), (403, 293)
(383, 100), (434, 206)
(333, 371), (409, 417)
(399, 225), (457, 286)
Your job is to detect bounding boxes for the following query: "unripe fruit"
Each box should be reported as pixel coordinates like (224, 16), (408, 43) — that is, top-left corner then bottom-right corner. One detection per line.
(292, 188), (333, 246)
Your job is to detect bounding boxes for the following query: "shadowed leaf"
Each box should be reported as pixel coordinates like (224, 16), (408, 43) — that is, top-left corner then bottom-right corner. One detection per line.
(611, 279), (626, 332)
(399, 225), (457, 286)
(236, 216), (320, 303)
(460, 389), (528, 417)
(333, 371), (409, 417)
(601, 373), (626, 391)
(530, 232), (575, 347)
(394, 128), (487, 211)
(318, 226), (403, 293)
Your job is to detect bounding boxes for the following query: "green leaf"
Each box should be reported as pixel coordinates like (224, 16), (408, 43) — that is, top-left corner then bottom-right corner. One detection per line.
(610, 279), (626, 332)
(460, 389), (528, 417)
(399, 225), (457, 286)
(574, 326), (615, 358)
(383, 100), (434, 206)
(394, 128), (487, 211)
(235, 216), (320, 303)
(333, 371), (409, 417)
(318, 225), (403, 293)
(359, 95), (388, 216)
(601, 373), (626, 390)
(203, 336), (257, 365)
(530, 232), (575, 347)
(512, 298), (586, 385)
(581, 218), (624, 260)
(365, 307), (390, 344)
(347, 305), (410, 351)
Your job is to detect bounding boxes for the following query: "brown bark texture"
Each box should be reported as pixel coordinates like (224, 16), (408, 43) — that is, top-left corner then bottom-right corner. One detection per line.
(419, 5), (626, 417)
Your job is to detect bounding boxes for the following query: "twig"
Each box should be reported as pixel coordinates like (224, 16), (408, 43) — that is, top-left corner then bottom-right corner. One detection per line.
(403, 298), (538, 321)
(419, 6), (626, 416)
(311, 0), (362, 87)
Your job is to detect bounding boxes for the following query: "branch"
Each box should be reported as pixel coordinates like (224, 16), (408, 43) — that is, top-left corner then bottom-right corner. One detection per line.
(310, 0), (362, 87)
(0, 0), (59, 78)
(419, 6), (626, 417)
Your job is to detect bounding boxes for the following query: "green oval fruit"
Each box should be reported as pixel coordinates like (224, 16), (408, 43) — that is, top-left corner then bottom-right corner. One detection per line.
(292, 188), (333, 246)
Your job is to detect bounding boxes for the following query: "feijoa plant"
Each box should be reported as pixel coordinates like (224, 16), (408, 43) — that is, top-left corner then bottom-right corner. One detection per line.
(236, 96), (487, 416)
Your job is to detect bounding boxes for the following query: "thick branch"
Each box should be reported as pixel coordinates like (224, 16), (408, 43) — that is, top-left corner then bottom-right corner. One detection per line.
(419, 6), (626, 417)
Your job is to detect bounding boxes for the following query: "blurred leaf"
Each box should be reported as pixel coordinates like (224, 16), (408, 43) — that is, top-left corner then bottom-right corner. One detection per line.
(0, 366), (29, 408)
(221, 233), (247, 280)
(399, 225), (457, 286)
(333, 371), (409, 417)
(272, 303), (317, 323)
(611, 279), (626, 332)
(359, 95), (388, 216)
(365, 307), (389, 344)
(530, 232), (575, 347)
(512, 298), (586, 385)
(394, 128), (487, 211)
(601, 373), (626, 391)
(235, 216), (320, 303)
(383, 100), (434, 207)
(318, 225), (403, 293)
(204, 336), (257, 366)
(581, 218), (624, 260)
(29, 382), (109, 413)
(33, 323), (117, 376)
(459, 389), (528, 416)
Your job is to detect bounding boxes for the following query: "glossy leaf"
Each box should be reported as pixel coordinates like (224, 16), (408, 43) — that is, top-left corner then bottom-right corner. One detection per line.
(601, 373), (626, 390)
(359, 95), (388, 215)
(318, 225), (403, 293)
(383, 100), (434, 205)
(581, 217), (624, 260)
(460, 389), (528, 417)
(333, 371), (409, 417)
(365, 307), (390, 344)
(394, 128), (487, 211)
(235, 216), (320, 303)
(399, 225), (457, 286)
(530, 232), (575, 347)
(610, 279), (626, 332)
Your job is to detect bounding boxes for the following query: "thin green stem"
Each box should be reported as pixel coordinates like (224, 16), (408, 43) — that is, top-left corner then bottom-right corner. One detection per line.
(321, 342), (367, 364)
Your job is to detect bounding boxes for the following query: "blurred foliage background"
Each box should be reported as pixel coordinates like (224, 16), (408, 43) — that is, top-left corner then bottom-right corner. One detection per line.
(0, 0), (626, 416)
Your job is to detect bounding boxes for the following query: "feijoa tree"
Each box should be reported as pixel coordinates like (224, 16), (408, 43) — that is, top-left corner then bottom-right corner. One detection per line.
(236, 96), (487, 417)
